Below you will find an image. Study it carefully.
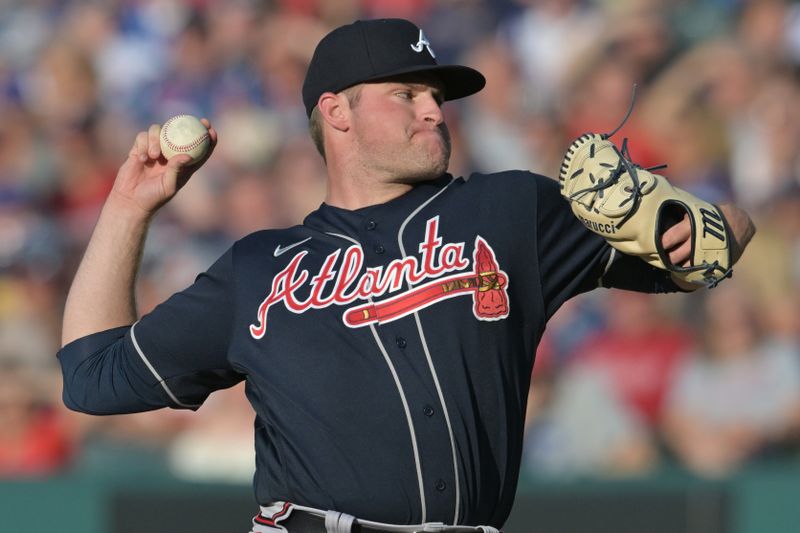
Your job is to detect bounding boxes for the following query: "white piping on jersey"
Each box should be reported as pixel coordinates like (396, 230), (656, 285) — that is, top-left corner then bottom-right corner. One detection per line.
(397, 177), (462, 525)
(130, 322), (200, 409)
(367, 322), (428, 522)
(410, 312), (460, 524)
(598, 247), (617, 287)
(397, 177), (456, 251)
(326, 231), (428, 523)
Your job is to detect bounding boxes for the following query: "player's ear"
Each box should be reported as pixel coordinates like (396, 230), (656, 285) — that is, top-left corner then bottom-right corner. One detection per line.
(318, 92), (349, 132)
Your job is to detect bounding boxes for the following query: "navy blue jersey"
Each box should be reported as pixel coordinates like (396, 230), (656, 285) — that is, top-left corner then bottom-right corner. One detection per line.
(58, 171), (679, 527)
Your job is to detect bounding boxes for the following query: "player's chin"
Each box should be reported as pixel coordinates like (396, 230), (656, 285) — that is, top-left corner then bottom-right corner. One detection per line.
(432, 146), (451, 173)
(400, 157), (449, 184)
(398, 138), (450, 182)
(422, 138), (450, 168)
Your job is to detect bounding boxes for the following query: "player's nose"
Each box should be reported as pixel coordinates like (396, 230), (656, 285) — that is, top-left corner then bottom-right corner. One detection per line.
(418, 91), (444, 126)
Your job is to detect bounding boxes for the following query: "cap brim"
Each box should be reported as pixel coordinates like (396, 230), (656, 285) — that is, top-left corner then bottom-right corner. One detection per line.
(355, 64), (486, 102)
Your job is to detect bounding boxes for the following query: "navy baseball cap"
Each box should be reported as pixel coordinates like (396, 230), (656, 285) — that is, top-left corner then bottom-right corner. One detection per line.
(302, 18), (486, 117)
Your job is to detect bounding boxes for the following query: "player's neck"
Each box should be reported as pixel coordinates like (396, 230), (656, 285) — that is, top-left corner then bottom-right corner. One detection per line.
(324, 176), (413, 211)
(323, 152), (417, 210)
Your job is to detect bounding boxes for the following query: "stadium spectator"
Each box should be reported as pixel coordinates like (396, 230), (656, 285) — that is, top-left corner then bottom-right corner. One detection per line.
(663, 282), (800, 477)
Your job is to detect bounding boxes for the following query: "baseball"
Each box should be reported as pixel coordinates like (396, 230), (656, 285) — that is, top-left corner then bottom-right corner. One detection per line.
(159, 114), (211, 162)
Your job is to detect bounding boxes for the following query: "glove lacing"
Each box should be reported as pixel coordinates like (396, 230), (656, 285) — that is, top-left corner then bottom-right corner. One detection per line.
(564, 85), (733, 287)
(567, 85), (668, 229)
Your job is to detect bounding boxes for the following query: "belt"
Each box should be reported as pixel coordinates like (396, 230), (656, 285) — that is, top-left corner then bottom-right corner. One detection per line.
(282, 510), (494, 533)
(257, 504), (501, 533)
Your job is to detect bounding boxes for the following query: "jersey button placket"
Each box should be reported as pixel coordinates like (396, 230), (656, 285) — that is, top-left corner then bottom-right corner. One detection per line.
(395, 336), (407, 349)
(435, 479), (447, 492)
(374, 243), (385, 254)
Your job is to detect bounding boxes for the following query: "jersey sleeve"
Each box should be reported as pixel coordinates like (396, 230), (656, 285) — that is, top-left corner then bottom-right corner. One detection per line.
(535, 176), (613, 319)
(534, 176), (682, 318)
(58, 247), (243, 415)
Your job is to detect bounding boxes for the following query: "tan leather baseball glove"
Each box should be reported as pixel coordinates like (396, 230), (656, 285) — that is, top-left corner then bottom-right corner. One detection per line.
(559, 133), (732, 287)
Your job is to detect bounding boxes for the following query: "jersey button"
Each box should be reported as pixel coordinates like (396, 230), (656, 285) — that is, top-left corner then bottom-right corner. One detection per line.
(395, 336), (407, 349)
(435, 479), (447, 492)
(374, 244), (385, 254)
(365, 220), (377, 230)
(423, 405), (435, 417)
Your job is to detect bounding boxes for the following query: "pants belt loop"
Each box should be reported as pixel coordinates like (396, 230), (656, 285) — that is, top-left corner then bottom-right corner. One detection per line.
(325, 510), (356, 533)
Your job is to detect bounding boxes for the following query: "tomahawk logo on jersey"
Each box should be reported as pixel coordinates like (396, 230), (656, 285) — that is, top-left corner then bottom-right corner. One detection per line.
(249, 217), (510, 339)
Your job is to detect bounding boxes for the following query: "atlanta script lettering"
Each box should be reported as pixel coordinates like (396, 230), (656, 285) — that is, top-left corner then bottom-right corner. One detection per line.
(249, 217), (508, 339)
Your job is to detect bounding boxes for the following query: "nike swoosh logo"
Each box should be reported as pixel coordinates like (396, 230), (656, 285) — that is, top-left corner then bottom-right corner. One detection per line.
(273, 237), (312, 257)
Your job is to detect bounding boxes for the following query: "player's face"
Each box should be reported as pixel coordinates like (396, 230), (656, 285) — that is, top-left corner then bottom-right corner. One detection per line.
(348, 74), (450, 184)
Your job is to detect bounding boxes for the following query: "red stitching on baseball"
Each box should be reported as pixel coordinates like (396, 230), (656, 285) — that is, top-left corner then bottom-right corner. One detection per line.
(161, 115), (209, 152)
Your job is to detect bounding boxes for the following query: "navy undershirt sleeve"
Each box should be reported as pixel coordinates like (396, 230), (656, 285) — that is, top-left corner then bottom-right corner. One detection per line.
(600, 251), (685, 293)
(58, 247), (243, 414)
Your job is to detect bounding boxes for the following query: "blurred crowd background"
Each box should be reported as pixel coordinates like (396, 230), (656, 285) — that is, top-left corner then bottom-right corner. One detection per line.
(1, 0), (800, 491)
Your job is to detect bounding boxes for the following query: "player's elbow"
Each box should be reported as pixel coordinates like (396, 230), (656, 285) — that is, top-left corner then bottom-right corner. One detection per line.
(59, 365), (119, 415)
(56, 327), (161, 415)
(59, 366), (162, 416)
(60, 380), (100, 415)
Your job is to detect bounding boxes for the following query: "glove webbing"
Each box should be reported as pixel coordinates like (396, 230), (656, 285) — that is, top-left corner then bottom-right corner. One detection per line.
(567, 137), (658, 229)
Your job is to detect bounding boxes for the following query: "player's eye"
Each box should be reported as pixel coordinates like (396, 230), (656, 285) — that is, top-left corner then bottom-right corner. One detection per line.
(395, 90), (413, 100)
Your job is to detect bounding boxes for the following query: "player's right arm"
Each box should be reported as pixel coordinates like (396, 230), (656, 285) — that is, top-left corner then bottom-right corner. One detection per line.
(58, 120), (242, 415)
(61, 121), (217, 346)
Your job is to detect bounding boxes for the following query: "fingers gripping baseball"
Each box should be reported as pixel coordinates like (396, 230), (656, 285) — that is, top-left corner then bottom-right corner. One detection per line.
(114, 118), (217, 216)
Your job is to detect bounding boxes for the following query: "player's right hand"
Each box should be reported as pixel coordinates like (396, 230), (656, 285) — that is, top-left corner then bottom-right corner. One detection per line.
(109, 119), (218, 217)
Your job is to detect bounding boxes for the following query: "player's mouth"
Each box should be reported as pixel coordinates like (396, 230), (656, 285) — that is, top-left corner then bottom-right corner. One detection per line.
(411, 128), (440, 139)
(411, 126), (450, 147)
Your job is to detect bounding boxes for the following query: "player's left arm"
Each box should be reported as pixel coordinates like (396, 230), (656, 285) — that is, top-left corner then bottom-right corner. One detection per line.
(660, 203), (755, 291)
(559, 133), (755, 290)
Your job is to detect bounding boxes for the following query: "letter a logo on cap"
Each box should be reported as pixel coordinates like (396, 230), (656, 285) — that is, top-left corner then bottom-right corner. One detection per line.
(410, 29), (436, 58)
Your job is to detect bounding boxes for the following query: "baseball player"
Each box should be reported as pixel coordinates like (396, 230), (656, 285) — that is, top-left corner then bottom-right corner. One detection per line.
(58, 19), (755, 533)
